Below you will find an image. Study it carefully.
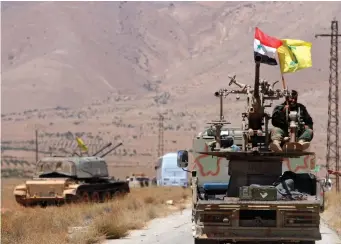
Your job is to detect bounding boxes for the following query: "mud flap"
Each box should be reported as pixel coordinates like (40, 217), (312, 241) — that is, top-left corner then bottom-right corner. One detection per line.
(320, 189), (325, 212)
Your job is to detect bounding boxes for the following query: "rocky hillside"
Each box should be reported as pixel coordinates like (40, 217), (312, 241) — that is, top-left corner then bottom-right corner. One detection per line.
(1, 1), (340, 177)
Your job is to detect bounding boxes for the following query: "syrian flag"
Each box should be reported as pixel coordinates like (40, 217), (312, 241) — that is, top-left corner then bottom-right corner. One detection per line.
(254, 27), (283, 65)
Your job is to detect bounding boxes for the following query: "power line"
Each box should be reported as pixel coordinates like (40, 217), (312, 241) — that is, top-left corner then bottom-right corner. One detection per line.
(315, 19), (341, 192)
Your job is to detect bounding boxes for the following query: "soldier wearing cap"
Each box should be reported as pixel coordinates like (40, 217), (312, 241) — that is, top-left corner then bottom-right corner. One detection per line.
(269, 90), (314, 152)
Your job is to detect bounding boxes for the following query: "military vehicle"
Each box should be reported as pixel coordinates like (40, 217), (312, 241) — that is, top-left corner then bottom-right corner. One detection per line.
(176, 56), (331, 243)
(13, 142), (130, 207)
(126, 173), (150, 188)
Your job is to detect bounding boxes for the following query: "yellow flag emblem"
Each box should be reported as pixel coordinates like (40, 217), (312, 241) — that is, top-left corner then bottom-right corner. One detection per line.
(277, 39), (312, 73)
(76, 137), (88, 152)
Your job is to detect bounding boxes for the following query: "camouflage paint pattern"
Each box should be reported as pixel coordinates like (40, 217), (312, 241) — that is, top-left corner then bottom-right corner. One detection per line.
(191, 133), (231, 186)
(282, 154), (316, 173)
(191, 131), (317, 187)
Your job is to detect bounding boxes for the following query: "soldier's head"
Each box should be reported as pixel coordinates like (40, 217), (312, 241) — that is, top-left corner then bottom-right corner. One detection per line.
(288, 90), (298, 107)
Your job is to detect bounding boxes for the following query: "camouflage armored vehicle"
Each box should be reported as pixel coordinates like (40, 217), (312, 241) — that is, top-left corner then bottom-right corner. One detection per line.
(176, 56), (331, 243)
(13, 142), (130, 207)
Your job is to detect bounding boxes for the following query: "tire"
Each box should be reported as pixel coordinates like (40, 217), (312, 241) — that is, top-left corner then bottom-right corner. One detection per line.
(194, 238), (218, 244)
(39, 201), (48, 208)
(15, 196), (27, 207)
(320, 190), (325, 212)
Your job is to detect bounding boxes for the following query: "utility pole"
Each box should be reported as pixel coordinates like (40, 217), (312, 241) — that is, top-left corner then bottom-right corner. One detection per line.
(315, 19), (341, 192)
(158, 113), (164, 158)
(35, 129), (39, 162)
(153, 79), (167, 159)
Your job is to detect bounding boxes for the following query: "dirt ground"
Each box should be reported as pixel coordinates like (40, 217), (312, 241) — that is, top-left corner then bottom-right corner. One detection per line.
(1, 178), (191, 244)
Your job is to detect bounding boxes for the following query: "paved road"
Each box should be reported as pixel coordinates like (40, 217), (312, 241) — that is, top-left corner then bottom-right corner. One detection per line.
(104, 208), (341, 244)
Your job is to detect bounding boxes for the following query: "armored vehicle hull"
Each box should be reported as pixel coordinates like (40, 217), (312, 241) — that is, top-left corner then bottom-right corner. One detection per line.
(13, 142), (130, 207)
(14, 177), (129, 207)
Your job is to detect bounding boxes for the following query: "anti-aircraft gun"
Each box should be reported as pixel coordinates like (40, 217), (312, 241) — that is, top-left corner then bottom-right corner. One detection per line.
(176, 56), (330, 244)
(207, 56), (309, 154)
(13, 142), (129, 207)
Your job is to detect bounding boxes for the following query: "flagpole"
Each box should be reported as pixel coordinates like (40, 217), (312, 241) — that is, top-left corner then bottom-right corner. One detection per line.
(277, 52), (290, 117)
(277, 52), (287, 91)
(280, 73), (286, 90)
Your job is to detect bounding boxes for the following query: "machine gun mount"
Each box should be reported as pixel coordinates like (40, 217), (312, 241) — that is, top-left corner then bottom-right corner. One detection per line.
(220, 60), (286, 151)
(207, 89), (232, 151)
(200, 57), (314, 157)
(283, 108), (306, 151)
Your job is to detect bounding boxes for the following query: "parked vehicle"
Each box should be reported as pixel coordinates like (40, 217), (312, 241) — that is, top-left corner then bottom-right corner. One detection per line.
(13, 142), (129, 207)
(155, 152), (188, 187)
(126, 173), (150, 188)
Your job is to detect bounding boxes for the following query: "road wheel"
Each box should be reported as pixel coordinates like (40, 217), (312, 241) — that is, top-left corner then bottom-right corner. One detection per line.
(102, 191), (112, 202)
(78, 191), (90, 203)
(113, 190), (123, 198)
(91, 192), (100, 203)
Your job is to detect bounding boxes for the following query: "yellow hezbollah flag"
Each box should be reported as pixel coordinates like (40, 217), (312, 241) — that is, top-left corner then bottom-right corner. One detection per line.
(277, 39), (312, 73)
(76, 137), (88, 152)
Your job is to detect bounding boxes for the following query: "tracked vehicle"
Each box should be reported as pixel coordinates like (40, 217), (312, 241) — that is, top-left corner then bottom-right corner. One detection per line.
(176, 56), (331, 244)
(13, 142), (129, 207)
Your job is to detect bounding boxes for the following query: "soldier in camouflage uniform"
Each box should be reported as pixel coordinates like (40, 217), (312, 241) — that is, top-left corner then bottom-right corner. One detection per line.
(269, 90), (314, 152)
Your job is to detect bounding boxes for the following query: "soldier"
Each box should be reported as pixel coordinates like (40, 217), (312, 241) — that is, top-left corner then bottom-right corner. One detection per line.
(269, 90), (314, 152)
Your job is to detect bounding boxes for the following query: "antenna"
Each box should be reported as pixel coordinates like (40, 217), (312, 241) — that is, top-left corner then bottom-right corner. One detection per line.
(315, 19), (341, 192)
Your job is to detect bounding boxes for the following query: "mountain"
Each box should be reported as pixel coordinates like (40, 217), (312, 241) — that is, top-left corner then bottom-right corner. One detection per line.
(1, 1), (340, 177)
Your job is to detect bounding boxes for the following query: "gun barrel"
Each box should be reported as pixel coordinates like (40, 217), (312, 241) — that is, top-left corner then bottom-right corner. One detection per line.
(99, 142), (123, 158)
(254, 55), (261, 101)
(220, 94), (223, 120)
(92, 142), (113, 156)
(233, 80), (247, 89)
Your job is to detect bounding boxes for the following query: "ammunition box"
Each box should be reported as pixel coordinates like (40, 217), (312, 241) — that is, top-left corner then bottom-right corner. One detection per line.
(251, 185), (277, 201)
(239, 185), (277, 201)
(239, 186), (253, 200)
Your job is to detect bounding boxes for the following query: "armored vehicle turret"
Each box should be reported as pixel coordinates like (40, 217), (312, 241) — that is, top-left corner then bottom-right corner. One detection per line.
(176, 56), (331, 244)
(13, 142), (129, 207)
